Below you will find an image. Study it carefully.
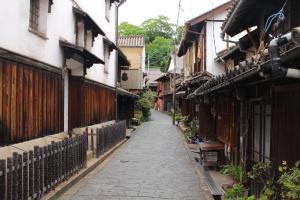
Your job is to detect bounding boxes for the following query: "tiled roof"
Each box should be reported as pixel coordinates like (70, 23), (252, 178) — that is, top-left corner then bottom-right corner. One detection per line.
(221, 0), (261, 36)
(118, 36), (145, 47)
(178, 1), (231, 57)
(221, 0), (240, 31)
(146, 68), (163, 84)
(187, 63), (259, 99)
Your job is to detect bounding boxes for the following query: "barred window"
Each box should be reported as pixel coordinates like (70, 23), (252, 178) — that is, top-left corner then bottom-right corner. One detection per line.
(29, 0), (40, 31)
(105, 0), (111, 21)
(104, 44), (110, 73)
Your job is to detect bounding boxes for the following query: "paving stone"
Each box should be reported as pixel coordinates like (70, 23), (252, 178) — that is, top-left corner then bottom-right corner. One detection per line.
(59, 111), (209, 200)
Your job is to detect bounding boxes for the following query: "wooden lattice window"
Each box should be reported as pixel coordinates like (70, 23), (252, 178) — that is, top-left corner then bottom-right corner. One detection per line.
(29, 0), (39, 31)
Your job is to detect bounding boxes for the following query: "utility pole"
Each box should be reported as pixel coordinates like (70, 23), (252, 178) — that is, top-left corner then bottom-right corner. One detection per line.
(172, 0), (181, 125)
(172, 52), (176, 125)
(147, 54), (150, 72)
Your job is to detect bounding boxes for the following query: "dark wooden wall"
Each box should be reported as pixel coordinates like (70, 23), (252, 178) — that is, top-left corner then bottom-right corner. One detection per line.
(0, 59), (63, 146)
(216, 97), (235, 147)
(198, 103), (215, 138)
(271, 84), (300, 167)
(69, 78), (116, 130)
(117, 95), (134, 125)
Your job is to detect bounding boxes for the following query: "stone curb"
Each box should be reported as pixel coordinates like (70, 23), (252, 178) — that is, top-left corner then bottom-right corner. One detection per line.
(43, 138), (129, 200)
(176, 126), (214, 200)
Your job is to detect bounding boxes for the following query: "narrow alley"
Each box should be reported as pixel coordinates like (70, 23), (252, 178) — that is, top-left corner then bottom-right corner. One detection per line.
(60, 111), (210, 200)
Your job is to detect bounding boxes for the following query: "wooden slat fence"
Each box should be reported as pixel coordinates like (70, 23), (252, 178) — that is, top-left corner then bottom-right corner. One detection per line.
(0, 134), (87, 200)
(95, 121), (126, 158)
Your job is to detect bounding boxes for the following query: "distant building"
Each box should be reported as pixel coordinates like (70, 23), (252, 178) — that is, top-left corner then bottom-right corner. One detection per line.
(118, 36), (146, 94)
(145, 68), (162, 92)
(155, 74), (172, 112)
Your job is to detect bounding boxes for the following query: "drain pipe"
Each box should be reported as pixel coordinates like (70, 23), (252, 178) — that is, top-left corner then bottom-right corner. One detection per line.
(261, 27), (300, 79)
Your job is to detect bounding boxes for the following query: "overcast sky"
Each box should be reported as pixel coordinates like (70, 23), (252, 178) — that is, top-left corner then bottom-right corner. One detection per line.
(119, 0), (229, 26)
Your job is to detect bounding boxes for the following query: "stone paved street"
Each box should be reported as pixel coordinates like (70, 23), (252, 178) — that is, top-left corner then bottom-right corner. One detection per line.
(59, 111), (209, 200)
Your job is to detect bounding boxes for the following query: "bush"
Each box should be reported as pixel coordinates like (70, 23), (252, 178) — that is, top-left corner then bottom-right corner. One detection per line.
(225, 183), (255, 200)
(279, 161), (300, 199)
(185, 119), (199, 142)
(131, 118), (141, 126)
(221, 164), (247, 184)
(135, 90), (155, 122)
(174, 114), (184, 125)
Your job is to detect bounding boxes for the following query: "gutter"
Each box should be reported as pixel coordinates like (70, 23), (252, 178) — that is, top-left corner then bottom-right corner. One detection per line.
(261, 27), (300, 79)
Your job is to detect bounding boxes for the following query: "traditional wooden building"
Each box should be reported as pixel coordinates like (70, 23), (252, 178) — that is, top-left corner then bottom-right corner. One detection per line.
(0, 0), (129, 146)
(145, 68), (162, 92)
(177, 2), (234, 158)
(186, 0), (300, 196)
(155, 74), (172, 112)
(118, 36), (146, 94)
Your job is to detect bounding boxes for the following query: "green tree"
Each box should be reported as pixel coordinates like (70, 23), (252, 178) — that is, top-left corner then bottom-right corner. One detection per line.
(141, 15), (175, 43)
(176, 25), (185, 44)
(118, 22), (146, 37)
(147, 36), (173, 72)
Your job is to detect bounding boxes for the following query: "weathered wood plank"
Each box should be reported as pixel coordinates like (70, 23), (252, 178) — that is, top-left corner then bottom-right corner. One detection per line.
(23, 67), (29, 141)
(4, 61), (12, 144)
(28, 67), (34, 139)
(34, 70), (39, 138)
(42, 72), (47, 137)
(10, 63), (17, 142)
(17, 64), (24, 142)
(38, 70), (43, 136)
(0, 60), (3, 145)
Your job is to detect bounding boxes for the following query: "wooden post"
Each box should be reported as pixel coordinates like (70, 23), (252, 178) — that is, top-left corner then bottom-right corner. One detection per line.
(17, 154), (23, 200)
(7, 157), (13, 200)
(43, 146), (49, 191)
(91, 129), (94, 156)
(28, 150), (34, 199)
(0, 160), (7, 200)
(12, 152), (18, 200)
(47, 144), (53, 189)
(23, 152), (29, 200)
(40, 147), (44, 196)
(34, 146), (40, 199)
(58, 141), (62, 184)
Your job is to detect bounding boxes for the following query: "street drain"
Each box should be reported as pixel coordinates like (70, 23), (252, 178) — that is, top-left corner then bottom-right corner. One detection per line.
(120, 160), (129, 163)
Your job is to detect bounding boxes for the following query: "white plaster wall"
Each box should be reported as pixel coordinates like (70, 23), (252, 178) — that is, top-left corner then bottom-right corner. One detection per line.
(205, 12), (227, 76)
(0, 0), (117, 87)
(76, 0), (117, 87)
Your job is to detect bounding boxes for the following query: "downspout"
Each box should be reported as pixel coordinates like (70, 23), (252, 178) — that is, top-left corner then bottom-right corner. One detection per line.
(115, 0), (126, 122)
(261, 27), (300, 79)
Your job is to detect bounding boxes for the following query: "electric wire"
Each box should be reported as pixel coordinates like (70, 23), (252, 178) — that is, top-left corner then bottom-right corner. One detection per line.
(261, 0), (288, 41)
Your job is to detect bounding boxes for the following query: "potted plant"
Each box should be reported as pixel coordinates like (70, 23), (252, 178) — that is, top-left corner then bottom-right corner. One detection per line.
(174, 114), (184, 126)
(184, 119), (199, 143)
(221, 164), (247, 184)
(224, 183), (255, 200)
(278, 161), (300, 200)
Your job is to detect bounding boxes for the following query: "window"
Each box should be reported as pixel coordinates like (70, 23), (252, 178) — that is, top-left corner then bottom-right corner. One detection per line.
(251, 102), (271, 163)
(29, 0), (48, 38)
(76, 20), (85, 47)
(29, 0), (39, 31)
(104, 44), (110, 73)
(105, 0), (111, 21)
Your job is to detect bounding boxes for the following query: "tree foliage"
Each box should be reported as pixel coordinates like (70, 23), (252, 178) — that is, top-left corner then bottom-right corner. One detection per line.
(176, 25), (185, 44)
(146, 37), (173, 72)
(118, 16), (183, 72)
(118, 22), (145, 37)
(136, 90), (155, 121)
(141, 15), (175, 43)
